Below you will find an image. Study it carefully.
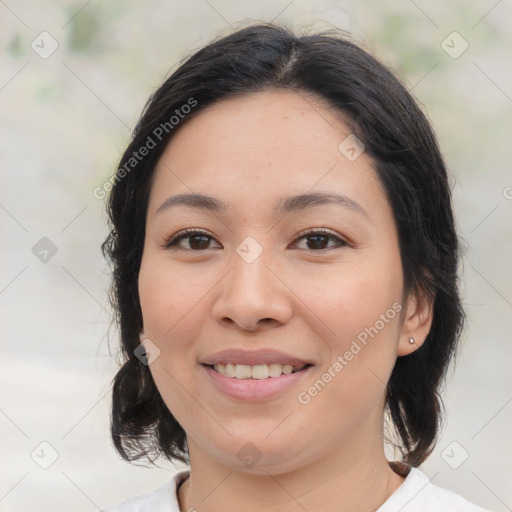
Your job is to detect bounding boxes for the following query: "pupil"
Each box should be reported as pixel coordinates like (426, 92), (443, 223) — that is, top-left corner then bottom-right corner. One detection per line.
(190, 235), (209, 250)
(308, 235), (328, 250)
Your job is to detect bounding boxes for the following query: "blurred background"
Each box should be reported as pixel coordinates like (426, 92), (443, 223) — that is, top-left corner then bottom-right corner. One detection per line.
(0, 1), (510, 511)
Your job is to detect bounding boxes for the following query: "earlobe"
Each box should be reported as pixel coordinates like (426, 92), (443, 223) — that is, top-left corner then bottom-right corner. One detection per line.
(397, 288), (434, 356)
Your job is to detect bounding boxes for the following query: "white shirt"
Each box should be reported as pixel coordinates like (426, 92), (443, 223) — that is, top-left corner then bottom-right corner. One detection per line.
(103, 467), (491, 511)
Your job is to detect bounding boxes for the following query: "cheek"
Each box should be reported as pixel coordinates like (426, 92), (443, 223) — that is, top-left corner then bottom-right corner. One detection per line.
(291, 255), (403, 343)
(138, 253), (209, 406)
(138, 254), (205, 432)
(291, 256), (403, 404)
(138, 253), (205, 340)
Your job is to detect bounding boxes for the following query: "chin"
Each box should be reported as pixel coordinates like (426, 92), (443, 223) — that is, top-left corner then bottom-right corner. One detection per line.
(199, 431), (312, 476)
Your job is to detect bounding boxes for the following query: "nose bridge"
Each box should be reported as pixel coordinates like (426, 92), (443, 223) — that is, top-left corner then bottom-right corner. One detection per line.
(212, 234), (292, 330)
(232, 236), (271, 295)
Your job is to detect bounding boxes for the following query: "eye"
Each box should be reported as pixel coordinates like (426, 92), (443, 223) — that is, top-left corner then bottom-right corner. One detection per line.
(163, 228), (220, 251)
(163, 227), (348, 252)
(292, 228), (348, 251)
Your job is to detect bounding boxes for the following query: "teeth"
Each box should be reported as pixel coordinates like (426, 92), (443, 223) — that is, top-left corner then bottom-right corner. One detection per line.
(225, 363), (236, 377)
(212, 363), (299, 379)
(269, 363), (282, 377)
(251, 364), (269, 379)
(282, 365), (293, 375)
(235, 364), (252, 379)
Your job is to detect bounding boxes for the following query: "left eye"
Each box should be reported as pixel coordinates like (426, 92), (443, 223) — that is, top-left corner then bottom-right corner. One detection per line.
(163, 228), (348, 251)
(293, 229), (348, 251)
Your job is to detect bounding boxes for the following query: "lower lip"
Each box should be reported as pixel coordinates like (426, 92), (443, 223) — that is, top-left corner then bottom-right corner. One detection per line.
(203, 365), (313, 401)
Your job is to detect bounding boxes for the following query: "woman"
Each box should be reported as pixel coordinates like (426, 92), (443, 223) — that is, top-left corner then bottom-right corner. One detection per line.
(102, 23), (490, 511)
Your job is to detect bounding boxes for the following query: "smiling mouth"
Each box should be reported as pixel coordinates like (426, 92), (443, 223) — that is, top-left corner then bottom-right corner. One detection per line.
(206, 363), (312, 379)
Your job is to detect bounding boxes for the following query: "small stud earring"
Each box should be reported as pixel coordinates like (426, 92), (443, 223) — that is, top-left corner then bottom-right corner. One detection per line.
(409, 337), (415, 344)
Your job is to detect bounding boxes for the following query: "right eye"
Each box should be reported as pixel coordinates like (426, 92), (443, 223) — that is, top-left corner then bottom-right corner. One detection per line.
(163, 229), (221, 251)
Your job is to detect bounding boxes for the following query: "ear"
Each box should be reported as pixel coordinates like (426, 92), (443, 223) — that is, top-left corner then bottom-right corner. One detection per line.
(397, 287), (434, 356)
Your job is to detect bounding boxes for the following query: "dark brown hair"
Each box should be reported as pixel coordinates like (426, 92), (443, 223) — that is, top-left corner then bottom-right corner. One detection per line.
(102, 23), (464, 467)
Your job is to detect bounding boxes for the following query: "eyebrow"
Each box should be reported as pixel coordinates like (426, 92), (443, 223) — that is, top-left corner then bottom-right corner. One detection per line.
(156, 191), (369, 219)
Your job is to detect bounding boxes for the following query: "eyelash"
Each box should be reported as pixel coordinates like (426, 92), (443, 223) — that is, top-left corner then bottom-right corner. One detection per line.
(162, 227), (349, 252)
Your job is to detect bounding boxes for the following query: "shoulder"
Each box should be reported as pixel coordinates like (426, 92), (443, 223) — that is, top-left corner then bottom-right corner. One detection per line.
(378, 467), (492, 512)
(102, 470), (189, 512)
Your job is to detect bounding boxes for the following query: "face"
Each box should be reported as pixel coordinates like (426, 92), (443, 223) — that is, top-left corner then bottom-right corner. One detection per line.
(138, 90), (418, 475)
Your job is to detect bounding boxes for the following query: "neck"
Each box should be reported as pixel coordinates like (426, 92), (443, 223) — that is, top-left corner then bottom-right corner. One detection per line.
(178, 431), (405, 512)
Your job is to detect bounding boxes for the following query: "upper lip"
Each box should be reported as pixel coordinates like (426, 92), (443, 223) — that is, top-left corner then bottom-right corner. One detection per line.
(201, 349), (313, 368)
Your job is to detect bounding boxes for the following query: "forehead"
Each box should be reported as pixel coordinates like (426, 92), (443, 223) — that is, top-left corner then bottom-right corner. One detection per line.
(148, 90), (388, 222)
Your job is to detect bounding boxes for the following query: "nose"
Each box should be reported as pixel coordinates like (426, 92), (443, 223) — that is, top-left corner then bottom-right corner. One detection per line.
(211, 245), (293, 332)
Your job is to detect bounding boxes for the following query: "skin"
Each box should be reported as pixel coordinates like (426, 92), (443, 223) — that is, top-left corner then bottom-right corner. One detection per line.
(138, 90), (433, 512)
